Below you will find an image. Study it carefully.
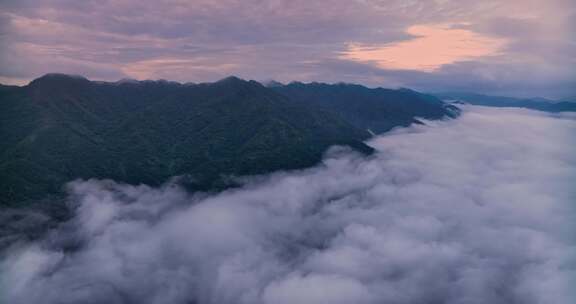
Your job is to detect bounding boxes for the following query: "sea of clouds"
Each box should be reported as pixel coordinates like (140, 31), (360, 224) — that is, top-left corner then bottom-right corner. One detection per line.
(1, 106), (575, 304)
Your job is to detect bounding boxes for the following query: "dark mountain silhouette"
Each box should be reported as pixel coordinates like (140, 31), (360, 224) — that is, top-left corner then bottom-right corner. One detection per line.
(0, 74), (457, 206)
(435, 92), (576, 112)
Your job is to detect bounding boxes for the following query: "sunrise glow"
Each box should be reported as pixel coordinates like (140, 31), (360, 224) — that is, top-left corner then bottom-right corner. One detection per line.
(341, 23), (507, 72)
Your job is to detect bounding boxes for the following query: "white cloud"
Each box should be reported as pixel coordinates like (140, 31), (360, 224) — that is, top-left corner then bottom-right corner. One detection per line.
(1, 106), (575, 304)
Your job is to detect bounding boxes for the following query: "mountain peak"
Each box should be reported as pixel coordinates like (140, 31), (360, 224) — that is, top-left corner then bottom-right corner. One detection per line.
(35, 73), (88, 82)
(29, 73), (90, 87)
(215, 75), (246, 84)
(115, 78), (140, 85)
(264, 80), (284, 87)
(211, 76), (264, 91)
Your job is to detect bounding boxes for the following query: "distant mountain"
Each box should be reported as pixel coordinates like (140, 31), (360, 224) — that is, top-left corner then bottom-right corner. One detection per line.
(272, 82), (459, 134)
(0, 74), (456, 206)
(435, 92), (576, 112)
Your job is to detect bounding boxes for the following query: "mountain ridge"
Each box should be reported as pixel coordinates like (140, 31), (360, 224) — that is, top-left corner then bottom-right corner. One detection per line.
(272, 81), (460, 133)
(0, 74), (458, 206)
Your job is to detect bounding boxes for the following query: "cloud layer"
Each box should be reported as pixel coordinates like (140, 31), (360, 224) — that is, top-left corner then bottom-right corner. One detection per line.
(0, 0), (574, 98)
(1, 106), (575, 304)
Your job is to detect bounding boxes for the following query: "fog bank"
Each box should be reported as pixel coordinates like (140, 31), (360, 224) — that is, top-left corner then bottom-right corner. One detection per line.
(1, 106), (575, 304)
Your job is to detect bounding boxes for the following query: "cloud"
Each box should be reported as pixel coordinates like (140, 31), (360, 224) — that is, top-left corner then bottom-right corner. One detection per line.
(340, 23), (507, 72)
(0, 0), (574, 98)
(312, 58), (576, 99)
(1, 106), (575, 304)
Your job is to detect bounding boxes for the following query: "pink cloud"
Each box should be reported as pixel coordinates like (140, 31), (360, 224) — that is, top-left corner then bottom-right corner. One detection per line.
(340, 23), (507, 72)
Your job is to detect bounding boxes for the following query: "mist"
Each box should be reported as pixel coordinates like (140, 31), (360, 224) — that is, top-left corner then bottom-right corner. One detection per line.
(1, 106), (575, 304)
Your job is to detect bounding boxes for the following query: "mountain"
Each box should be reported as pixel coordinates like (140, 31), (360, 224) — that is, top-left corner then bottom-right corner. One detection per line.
(434, 92), (576, 112)
(272, 82), (459, 134)
(0, 74), (457, 207)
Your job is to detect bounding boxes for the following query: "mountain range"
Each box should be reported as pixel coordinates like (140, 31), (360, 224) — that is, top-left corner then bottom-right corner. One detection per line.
(435, 92), (576, 112)
(0, 74), (458, 207)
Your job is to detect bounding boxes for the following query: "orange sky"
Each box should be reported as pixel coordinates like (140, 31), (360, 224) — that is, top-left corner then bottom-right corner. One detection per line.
(340, 23), (507, 72)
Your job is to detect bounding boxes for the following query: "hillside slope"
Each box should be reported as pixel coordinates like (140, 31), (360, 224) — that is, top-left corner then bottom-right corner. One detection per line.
(272, 82), (460, 133)
(0, 74), (372, 206)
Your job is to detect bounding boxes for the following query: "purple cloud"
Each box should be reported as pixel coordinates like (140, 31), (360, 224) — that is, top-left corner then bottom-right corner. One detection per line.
(0, 0), (574, 98)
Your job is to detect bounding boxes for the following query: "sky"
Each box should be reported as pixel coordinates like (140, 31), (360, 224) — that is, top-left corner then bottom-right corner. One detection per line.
(0, 0), (575, 98)
(2, 106), (575, 304)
